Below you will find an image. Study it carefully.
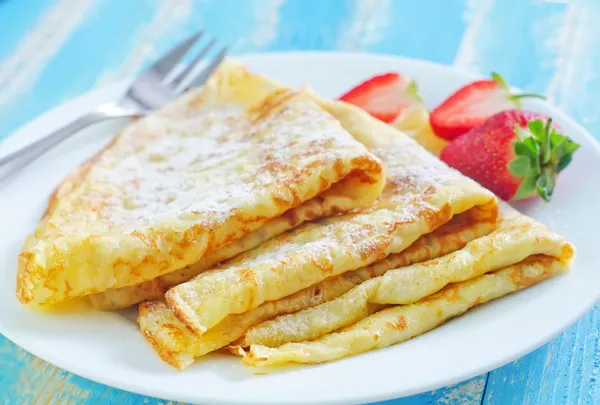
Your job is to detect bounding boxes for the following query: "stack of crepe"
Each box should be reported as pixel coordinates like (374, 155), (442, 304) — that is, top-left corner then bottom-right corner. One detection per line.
(17, 60), (575, 371)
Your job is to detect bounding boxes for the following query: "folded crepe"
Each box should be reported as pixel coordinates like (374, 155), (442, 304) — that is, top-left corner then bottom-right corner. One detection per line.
(17, 61), (386, 306)
(237, 204), (573, 349)
(89, 196), (349, 310)
(139, 208), (495, 369)
(163, 85), (498, 336)
(240, 204), (574, 366)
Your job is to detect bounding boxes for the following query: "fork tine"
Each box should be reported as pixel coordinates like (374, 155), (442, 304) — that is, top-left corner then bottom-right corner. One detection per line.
(147, 30), (204, 77)
(181, 47), (228, 94)
(170, 38), (217, 88)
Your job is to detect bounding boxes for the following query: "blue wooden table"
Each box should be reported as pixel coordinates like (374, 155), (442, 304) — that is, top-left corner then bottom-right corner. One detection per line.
(1, 1), (599, 404)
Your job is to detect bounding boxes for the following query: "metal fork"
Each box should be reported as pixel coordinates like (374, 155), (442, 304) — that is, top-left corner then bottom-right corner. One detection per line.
(0, 31), (227, 183)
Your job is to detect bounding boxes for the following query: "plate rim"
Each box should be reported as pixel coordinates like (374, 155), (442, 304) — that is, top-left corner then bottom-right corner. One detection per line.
(1, 51), (600, 405)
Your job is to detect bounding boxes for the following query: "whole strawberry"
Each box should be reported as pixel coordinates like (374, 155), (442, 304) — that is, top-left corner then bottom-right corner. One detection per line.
(430, 73), (545, 141)
(440, 110), (580, 202)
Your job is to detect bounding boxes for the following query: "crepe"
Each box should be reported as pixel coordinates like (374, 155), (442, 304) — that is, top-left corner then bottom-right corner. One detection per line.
(16, 61), (386, 306)
(241, 206), (575, 366)
(88, 197), (347, 310)
(138, 209), (495, 370)
(237, 205), (573, 348)
(242, 255), (570, 366)
(164, 87), (498, 336)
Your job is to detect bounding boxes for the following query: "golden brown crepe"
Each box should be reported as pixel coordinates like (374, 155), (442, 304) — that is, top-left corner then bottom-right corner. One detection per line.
(138, 209), (494, 370)
(164, 94), (497, 336)
(88, 65), (449, 312)
(88, 197), (348, 310)
(240, 206), (575, 366)
(237, 205), (573, 348)
(17, 61), (386, 306)
(242, 255), (570, 366)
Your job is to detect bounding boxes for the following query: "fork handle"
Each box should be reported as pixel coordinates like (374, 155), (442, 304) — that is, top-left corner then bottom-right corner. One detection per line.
(0, 103), (142, 185)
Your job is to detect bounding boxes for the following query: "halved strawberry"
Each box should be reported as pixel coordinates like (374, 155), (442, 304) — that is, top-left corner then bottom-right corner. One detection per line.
(339, 73), (420, 123)
(340, 73), (448, 156)
(430, 73), (545, 141)
(440, 110), (580, 202)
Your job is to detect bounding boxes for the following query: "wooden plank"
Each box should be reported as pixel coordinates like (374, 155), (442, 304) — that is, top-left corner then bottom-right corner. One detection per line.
(255, 0), (353, 51)
(367, 0), (468, 65)
(0, 333), (487, 405)
(0, 0), (98, 122)
(543, 0), (600, 138)
(0, 1), (51, 58)
(378, 375), (487, 405)
(0, 338), (188, 405)
(0, 0), (189, 140)
(483, 304), (600, 405)
(452, 0), (567, 88)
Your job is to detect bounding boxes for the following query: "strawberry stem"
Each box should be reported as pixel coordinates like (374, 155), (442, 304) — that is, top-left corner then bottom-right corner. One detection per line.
(491, 72), (509, 88)
(490, 72), (546, 100)
(542, 118), (552, 164)
(509, 93), (546, 109)
(511, 93), (547, 100)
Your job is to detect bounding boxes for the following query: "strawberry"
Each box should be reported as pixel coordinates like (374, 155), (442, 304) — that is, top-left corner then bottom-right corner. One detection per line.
(440, 110), (580, 202)
(341, 73), (448, 156)
(430, 73), (546, 140)
(339, 73), (421, 123)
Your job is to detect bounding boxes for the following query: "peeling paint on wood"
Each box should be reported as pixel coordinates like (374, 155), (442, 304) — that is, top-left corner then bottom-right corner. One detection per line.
(337, 0), (391, 51)
(545, 2), (600, 131)
(452, 0), (495, 72)
(0, 0), (96, 107)
(95, 0), (193, 86)
(235, 0), (286, 50)
(484, 303), (600, 405)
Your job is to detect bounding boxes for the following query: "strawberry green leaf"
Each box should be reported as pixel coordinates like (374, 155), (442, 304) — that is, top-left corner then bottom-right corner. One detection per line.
(510, 117), (580, 203)
(525, 137), (542, 172)
(536, 170), (556, 202)
(552, 137), (577, 165)
(491, 72), (509, 89)
(557, 154), (573, 173)
(406, 80), (423, 102)
(524, 137), (540, 155)
(563, 140), (580, 155)
(528, 119), (546, 141)
(508, 155), (533, 178)
(489, 72), (546, 107)
(550, 129), (567, 147)
(513, 173), (537, 200)
(514, 138), (538, 161)
(515, 124), (529, 141)
(556, 139), (579, 173)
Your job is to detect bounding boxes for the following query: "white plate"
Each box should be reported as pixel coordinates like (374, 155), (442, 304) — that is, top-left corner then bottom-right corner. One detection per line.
(1, 52), (599, 405)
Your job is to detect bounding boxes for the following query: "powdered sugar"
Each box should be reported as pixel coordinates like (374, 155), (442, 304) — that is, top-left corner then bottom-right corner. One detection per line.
(48, 92), (376, 236)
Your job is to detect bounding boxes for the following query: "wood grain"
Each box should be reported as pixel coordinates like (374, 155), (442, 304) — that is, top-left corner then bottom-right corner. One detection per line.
(483, 303), (600, 405)
(0, 0), (598, 404)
